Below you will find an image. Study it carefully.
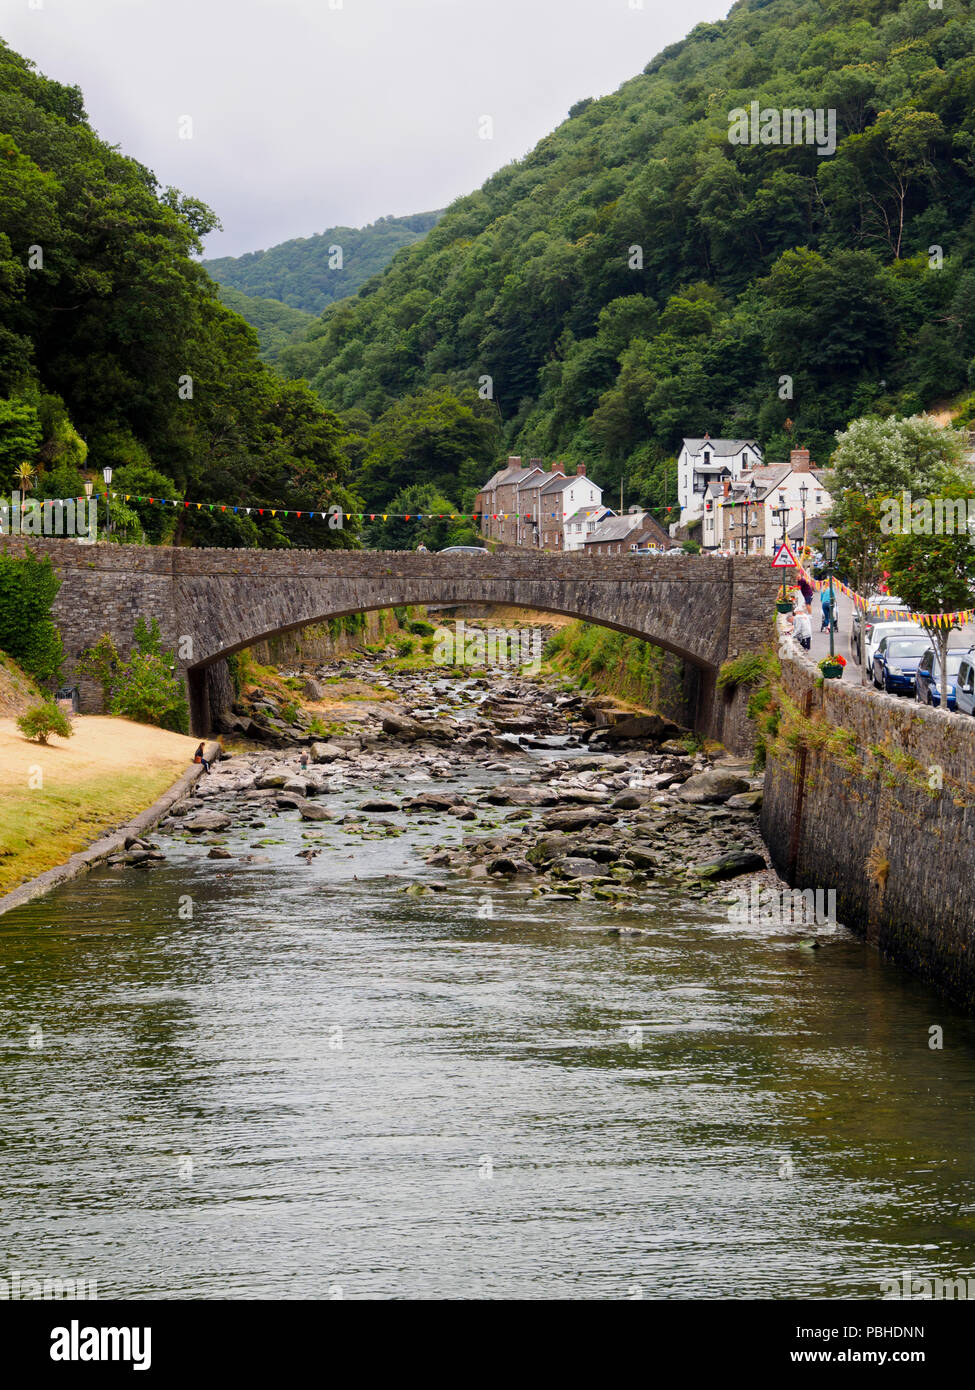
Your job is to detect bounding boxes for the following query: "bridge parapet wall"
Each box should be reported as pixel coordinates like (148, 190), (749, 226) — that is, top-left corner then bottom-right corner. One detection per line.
(0, 538), (783, 748)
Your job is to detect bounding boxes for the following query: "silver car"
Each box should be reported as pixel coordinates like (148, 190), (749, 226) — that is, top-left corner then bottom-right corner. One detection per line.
(956, 655), (975, 716)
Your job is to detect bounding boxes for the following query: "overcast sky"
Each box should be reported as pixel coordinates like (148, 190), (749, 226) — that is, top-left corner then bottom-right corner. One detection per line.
(3, 0), (728, 258)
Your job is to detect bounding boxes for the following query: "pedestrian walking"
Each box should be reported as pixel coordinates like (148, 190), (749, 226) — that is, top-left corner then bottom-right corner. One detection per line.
(820, 591), (833, 632)
(793, 593), (812, 651)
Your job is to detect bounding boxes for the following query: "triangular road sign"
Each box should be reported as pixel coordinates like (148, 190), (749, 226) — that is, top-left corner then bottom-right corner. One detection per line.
(771, 540), (799, 568)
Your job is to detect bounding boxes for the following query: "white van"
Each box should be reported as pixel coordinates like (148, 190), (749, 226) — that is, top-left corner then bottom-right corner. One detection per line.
(956, 654), (975, 716)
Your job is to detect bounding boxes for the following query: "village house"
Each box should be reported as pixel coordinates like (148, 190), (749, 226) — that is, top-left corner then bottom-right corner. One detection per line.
(477, 458), (605, 550)
(701, 448), (832, 555)
(538, 465), (603, 550)
(677, 436), (763, 529)
(476, 457), (547, 546)
(582, 510), (670, 556)
(563, 503), (615, 551)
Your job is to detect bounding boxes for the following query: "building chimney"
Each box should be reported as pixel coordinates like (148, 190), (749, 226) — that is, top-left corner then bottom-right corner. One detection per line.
(576, 463), (586, 476)
(722, 480), (731, 496)
(529, 458), (543, 471)
(790, 448), (811, 472)
(507, 455), (522, 469)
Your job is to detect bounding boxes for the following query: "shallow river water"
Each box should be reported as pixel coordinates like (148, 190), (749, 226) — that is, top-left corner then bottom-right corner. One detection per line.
(3, 748), (975, 1300)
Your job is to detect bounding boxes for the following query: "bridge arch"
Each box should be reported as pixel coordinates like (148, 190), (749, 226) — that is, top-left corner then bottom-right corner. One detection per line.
(0, 540), (782, 751)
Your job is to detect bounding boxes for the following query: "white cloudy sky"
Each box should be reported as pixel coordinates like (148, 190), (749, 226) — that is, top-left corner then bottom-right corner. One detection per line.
(2, 0), (728, 257)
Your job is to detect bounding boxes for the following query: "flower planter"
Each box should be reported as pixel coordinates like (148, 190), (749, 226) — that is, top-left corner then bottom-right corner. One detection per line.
(775, 600), (793, 614)
(820, 662), (844, 679)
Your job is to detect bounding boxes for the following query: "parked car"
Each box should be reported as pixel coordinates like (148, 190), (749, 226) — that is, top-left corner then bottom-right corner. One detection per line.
(956, 654), (975, 716)
(915, 647), (969, 710)
(851, 596), (909, 663)
(861, 618), (921, 670)
(871, 634), (933, 694)
(438, 546), (489, 556)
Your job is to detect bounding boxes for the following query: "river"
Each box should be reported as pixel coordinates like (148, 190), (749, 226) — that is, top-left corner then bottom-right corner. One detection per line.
(3, 683), (975, 1300)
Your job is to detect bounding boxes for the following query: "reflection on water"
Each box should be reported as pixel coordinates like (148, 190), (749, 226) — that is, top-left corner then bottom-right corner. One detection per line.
(2, 760), (975, 1300)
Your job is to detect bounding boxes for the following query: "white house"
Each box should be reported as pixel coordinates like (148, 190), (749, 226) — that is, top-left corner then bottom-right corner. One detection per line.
(703, 449), (833, 555)
(677, 436), (763, 528)
(563, 503), (614, 551)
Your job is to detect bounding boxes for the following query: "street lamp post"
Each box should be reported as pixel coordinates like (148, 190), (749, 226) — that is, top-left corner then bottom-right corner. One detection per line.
(823, 525), (839, 662)
(102, 466), (112, 541)
(774, 502), (790, 604)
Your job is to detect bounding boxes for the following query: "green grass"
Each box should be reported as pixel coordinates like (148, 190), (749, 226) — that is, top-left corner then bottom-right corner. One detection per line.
(0, 769), (181, 895)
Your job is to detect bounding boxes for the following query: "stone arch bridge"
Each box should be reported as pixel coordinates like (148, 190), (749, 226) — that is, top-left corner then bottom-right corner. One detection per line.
(2, 540), (784, 750)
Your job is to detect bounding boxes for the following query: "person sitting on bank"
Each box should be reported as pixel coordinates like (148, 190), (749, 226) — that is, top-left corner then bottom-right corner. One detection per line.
(194, 742), (211, 774)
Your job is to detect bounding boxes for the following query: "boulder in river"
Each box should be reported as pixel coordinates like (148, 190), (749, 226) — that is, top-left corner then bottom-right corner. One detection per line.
(596, 714), (682, 744)
(184, 811), (233, 833)
(486, 856), (521, 876)
(726, 790), (764, 811)
(309, 741), (346, 763)
(686, 850), (766, 881)
(678, 770), (750, 805)
(551, 856), (602, 880)
(623, 842), (660, 871)
(541, 807), (618, 832)
(526, 832), (581, 865)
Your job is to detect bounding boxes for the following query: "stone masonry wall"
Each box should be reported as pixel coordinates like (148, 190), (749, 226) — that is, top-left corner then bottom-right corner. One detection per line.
(762, 630), (975, 1010)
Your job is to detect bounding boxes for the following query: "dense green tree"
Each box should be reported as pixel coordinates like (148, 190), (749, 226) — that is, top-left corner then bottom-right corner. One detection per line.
(881, 478), (975, 675)
(0, 37), (358, 550)
(274, 0), (975, 500)
(0, 550), (62, 682)
(356, 386), (499, 510)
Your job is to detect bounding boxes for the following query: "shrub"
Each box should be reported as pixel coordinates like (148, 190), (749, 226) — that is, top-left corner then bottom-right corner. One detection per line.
(394, 637), (416, 657)
(408, 619), (435, 637)
(17, 701), (73, 744)
(0, 551), (63, 683)
(110, 651), (189, 732)
(76, 633), (122, 707)
(718, 653), (768, 691)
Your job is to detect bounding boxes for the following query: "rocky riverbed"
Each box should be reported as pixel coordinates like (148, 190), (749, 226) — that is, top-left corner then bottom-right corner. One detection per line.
(118, 658), (778, 925)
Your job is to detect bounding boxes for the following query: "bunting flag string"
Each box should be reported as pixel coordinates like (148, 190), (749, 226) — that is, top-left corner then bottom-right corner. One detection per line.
(792, 564), (975, 629)
(43, 492), (678, 523)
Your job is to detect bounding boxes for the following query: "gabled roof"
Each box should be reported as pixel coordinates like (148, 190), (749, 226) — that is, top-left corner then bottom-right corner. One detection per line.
(585, 513), (670, 547)
(478, 468), (508, 493)
(736, 465), (791, 498)
(479, 463), (547, 492)
(541, 473), (595, 494)
(516, 469), (555, 491)
(584, 515), (641, 544)
(564, 505), (613, 526)
(683, 437), (761, 457)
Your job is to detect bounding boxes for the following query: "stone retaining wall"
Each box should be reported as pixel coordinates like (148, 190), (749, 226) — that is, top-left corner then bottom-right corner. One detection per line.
(762, 629), (975, 1009)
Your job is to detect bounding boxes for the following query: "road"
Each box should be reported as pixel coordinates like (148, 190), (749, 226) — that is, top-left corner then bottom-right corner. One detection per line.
(804, 584), (975, 688)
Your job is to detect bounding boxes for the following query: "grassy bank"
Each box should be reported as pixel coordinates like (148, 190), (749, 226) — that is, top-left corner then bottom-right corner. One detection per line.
(545, 622), (685, 709)
(0, 716), (199, 895)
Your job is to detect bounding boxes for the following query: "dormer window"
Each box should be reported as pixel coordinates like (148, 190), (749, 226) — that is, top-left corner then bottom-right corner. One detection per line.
(703, 450), (711, 466)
